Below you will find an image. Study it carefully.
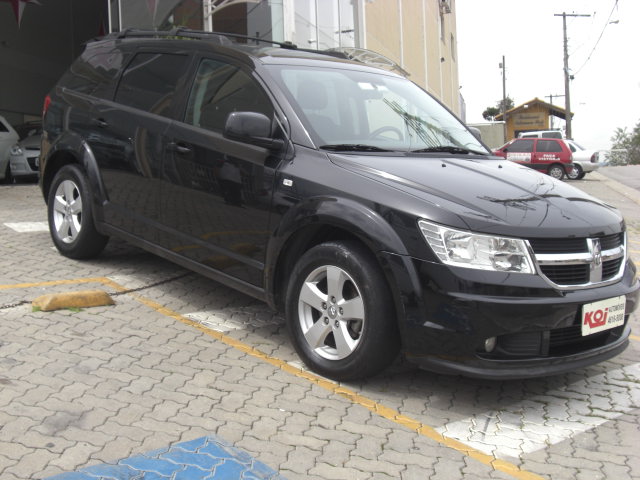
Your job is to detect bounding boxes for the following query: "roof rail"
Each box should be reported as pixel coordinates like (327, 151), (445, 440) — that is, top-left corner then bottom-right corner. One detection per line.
(106, 29), (405, 73)
(111, 28), (299, 49)
(326, 47), (410, 77)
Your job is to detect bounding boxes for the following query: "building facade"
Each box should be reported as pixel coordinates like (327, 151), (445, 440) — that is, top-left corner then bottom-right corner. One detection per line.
(0, 0), (460, 126)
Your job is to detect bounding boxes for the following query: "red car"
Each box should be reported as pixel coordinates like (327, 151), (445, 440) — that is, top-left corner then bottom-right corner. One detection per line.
(493, 138), (574, 180)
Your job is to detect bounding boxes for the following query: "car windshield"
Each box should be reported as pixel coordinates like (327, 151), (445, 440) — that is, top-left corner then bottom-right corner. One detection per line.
(266, 64), (488, 155)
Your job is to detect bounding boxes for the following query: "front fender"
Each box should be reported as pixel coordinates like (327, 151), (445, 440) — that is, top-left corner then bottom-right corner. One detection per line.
(275, 195), (409, 256)
(265, 195), (411, 310)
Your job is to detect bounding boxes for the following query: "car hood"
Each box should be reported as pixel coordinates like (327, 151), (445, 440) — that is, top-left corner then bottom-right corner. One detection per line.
(20, 134), (42, 150)
(328, 153), (623, 238)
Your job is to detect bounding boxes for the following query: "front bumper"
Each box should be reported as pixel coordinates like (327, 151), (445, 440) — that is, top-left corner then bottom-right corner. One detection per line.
(9, 152), (39, 178)
(380, 252), (639, 379)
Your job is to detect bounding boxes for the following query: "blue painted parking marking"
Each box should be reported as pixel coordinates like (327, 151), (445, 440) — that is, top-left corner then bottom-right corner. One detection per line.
(46, 435), (287, 480)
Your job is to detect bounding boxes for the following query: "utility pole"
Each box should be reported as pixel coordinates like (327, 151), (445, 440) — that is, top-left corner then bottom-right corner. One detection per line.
(499, 55), (507, 141)
(545, 93), (564, 129)
(554, 12), (590, 139)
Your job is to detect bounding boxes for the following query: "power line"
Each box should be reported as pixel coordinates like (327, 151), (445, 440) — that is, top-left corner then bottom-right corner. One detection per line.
(554, 11), (591, 140)
(573, 0), (619, 76)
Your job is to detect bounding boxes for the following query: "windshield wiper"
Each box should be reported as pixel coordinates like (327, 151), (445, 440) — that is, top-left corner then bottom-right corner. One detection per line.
(410, 146), (486, 155)
(320, 144), (393, 152)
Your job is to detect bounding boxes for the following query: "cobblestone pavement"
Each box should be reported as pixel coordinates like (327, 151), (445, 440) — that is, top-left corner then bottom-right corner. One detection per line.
(0, 172), (638, 480)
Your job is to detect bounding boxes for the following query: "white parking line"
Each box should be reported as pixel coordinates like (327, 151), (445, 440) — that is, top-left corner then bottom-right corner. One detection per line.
(4, 221), (48, 232)
(437, 363), (640, 460)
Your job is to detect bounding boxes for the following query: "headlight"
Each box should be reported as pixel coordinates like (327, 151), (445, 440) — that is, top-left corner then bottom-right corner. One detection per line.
(418, 220), (535, 274)
(10, 144), (23, 156)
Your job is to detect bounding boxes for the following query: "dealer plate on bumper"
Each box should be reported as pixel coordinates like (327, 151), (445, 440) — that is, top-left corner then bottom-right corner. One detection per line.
(581, 295), (626, 336)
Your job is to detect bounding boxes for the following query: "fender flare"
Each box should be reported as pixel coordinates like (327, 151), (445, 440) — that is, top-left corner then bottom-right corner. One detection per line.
(42, 131), (107, 209)
(265, 195), (411, 308)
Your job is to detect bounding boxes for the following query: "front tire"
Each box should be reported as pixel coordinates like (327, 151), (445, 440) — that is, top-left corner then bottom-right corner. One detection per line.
(285, 240), (400, 381)
(47, 164), (109, 259)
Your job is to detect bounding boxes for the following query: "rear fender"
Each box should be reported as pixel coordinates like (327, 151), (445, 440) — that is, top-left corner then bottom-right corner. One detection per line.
(42, 131), (107, 209)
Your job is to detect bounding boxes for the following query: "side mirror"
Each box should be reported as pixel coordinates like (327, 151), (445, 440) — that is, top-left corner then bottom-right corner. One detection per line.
(224, 111), (284, 150)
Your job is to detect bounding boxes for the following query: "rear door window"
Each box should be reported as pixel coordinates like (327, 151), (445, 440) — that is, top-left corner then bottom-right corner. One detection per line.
(536, 140), (562, 153)
(115, 53), (189, 117)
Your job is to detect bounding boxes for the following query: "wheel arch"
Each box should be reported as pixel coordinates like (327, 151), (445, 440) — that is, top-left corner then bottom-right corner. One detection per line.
(266, 196), (408, 315)
(547, 162), (567, 179)
(41, 132), (106, 208)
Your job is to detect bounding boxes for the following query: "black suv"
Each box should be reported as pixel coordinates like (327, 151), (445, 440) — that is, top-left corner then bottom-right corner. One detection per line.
(40, 30), (638, 381)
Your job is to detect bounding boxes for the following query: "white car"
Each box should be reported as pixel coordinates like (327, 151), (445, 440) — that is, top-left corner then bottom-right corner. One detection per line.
(8, 129), (41, 182)
(0, 115), (19, 183)
(565, 139), (601, 180)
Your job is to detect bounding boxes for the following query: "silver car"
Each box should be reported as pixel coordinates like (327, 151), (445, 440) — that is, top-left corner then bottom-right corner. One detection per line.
(565, 139), (601, 180)
(7, 128), (41, 182)
(0, 115), (19, 183)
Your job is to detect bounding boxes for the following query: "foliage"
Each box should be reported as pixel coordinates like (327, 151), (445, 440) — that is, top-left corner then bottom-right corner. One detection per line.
(482, 106), (500, 121)
(609, 120), (640, 165)
(482, 96), (514, 121)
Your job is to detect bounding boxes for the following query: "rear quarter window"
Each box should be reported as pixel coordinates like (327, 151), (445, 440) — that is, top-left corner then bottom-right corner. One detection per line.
(115, 52), (189, 118)
(60, 47), (126, 99)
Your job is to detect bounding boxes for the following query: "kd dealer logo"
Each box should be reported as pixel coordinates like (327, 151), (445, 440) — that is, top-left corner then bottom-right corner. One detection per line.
(584, 307), (608, 328)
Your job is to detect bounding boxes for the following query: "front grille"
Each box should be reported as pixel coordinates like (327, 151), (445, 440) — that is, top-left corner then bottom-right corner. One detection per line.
(529, 237), (586, 253)
(27, 157), (38, 170)
(540, 264), (589, 285)
(600, 232), (624, 250)
(482, 321), (626, 359)
(529, 233), (626, 288)
(548, 324), (625, 356)
(603, 257), (624, 279)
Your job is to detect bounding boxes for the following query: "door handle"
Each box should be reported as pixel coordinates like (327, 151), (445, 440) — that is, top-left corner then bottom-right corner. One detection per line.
(93, 118), (108, 128)
(167, 142), (192, 155)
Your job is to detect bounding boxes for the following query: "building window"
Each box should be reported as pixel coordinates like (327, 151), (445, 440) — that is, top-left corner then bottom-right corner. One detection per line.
(293, 0), (355, 50)
(116, 0), (203, 30)
(450, 33), (456, 61)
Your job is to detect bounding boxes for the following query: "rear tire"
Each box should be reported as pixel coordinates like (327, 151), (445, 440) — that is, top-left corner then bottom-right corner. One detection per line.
(47, 164), (109, 259)
(548, 164), (565, 180)
(285, 240), (400, 381)
(566, 164), (583, 180)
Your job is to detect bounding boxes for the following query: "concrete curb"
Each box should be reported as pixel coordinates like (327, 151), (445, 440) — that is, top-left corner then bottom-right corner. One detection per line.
(590, 171), (640, 206)
(32, 289), (115, 311)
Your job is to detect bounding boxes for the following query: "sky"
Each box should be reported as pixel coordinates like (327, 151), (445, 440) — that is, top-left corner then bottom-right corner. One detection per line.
(456, 0), (640, 150)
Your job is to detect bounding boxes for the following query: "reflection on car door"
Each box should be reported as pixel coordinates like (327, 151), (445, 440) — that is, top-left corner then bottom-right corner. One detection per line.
(162, 57), (280, 286)
(98, 52), (190, 241)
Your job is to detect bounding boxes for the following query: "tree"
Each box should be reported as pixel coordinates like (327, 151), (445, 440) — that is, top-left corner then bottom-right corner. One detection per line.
(609, 120), (640, 165)
(482, 106), (500, 121)
(497, 96), (514, 113)
(482, 96), (514, 121)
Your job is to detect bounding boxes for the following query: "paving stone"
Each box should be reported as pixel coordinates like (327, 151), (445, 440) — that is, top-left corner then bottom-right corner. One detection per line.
(1, 183), (639, 480)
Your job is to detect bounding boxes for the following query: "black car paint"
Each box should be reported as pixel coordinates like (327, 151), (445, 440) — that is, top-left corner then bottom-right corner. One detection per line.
(40, 35), (639, 379)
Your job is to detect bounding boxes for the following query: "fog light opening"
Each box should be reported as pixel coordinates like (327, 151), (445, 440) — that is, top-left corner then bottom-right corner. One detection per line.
(484, 337), (497, 353)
